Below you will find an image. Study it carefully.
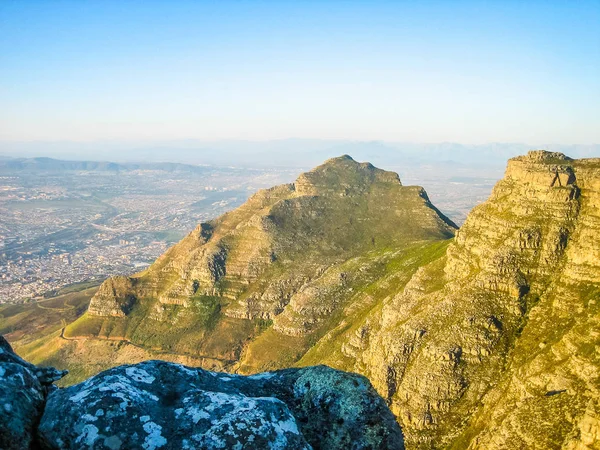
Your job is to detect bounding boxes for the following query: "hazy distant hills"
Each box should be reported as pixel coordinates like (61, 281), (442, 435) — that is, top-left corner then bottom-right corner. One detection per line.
(0, 156), (216, 174)
(2, 139), (599, 169)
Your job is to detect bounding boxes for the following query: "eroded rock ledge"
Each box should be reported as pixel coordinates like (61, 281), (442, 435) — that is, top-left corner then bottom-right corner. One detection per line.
(0, 336), (403, 450)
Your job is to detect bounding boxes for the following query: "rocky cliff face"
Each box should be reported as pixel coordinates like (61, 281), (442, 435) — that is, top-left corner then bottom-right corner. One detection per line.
(87, 276), (138, 317)
(69, 155), (455, 374)
(0, 335), (403, 450)
(330, 151), (600, 448)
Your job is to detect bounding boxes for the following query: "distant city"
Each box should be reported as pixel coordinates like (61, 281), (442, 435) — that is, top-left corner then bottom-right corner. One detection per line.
(0, 159), (298, 303)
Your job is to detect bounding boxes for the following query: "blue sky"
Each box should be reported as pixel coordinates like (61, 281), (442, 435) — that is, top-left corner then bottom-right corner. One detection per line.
(1, 0), (599, 144)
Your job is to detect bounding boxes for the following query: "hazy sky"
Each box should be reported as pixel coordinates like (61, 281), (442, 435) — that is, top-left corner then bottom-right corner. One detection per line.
(1, 1), (599, 144)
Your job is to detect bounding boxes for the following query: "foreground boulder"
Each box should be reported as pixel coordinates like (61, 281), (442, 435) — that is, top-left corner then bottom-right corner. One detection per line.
(0, 336), (66, 450)
(0, 333), (402, 449)
(38, 361), (404, 449)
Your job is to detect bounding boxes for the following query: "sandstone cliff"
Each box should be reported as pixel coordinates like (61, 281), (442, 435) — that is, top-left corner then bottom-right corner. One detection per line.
(319, 151), (600, 448)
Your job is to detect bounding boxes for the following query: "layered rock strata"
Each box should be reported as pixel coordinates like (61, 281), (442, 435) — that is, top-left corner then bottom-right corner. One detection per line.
(77, 155), (455, 368)
(339, 151), (600, 448)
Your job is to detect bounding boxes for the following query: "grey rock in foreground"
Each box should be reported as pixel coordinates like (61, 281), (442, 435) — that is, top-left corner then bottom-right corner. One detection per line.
(38, 361), (404, 449)
(0, 333), (403, 449)
(0, 336), (66, 450)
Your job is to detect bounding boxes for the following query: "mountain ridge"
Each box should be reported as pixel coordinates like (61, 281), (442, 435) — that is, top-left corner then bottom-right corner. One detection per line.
(0, 156), (219, 173)
(85, 155), (455, 317)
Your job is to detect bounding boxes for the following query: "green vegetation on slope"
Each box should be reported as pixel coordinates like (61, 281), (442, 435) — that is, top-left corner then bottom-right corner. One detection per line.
(0, 286), (96, 348)
(297, 240), (451, 372)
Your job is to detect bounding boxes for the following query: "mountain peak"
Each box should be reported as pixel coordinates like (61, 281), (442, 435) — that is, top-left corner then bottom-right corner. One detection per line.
(81, 154), (454, 360)
(294, 154), (401, 196)
(325, 154), (355, 163)
(318, 154), (377, 171)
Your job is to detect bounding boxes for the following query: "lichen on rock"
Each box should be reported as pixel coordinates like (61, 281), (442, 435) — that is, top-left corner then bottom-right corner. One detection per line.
(0, 336), (67, 450)
(0, 338), (404, 449)
(36, 361), (403, 450)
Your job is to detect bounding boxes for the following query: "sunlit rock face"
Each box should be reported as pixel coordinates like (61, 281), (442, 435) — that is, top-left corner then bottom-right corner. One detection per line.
(37, 362), (404, 450)
(87, 276), (138, 317)
(348, 151), (600, 448)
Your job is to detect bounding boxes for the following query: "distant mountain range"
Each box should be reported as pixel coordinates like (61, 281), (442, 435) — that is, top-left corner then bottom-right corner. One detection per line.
(2, 139), (599, 169)
(0, 156), (218, 174)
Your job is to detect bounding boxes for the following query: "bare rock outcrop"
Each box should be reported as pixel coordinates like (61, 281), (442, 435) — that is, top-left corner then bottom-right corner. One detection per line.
(88, 276), (138, 317)
(0, 336), (67, 450)
(37, 362), (402, 450)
